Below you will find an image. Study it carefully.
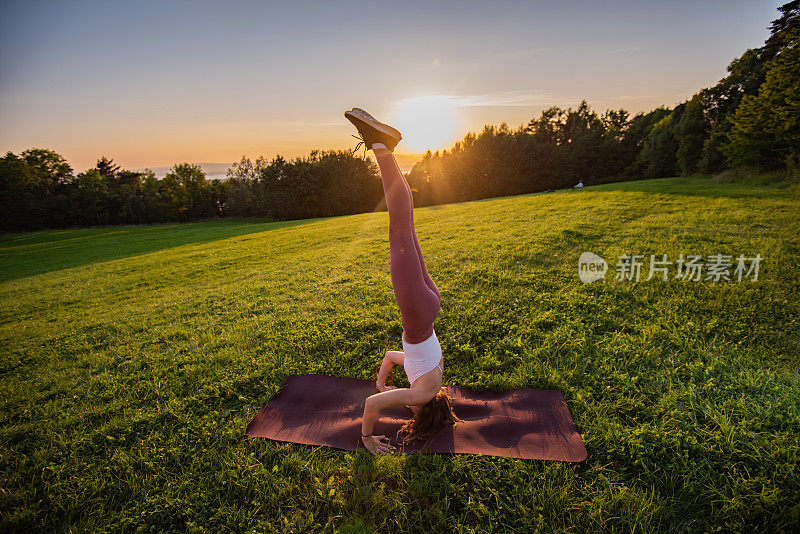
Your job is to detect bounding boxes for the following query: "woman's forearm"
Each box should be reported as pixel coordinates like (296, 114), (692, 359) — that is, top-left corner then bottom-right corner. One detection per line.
(376, 354), (394, 386)
(361, 397), (380, 436)
(361, 387), (428, 436)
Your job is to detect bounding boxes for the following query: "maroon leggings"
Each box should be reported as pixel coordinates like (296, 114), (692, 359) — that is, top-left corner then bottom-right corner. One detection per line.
(375, 153), (441, 344)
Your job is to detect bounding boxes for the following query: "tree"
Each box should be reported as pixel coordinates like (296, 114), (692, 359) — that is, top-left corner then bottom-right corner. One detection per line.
(20, 148), (73, 191)
(0, 149), (75, 230)
(71, 168), (110, 226)
(765, 1), (800, 53)
(675, 93), (707, 174)
(0, 152), (41, 230)
(161, 163), (210, 220)
(95, 156), (121, 179)
(636, 111), (680, 179)
(722, 27), (800, 168)
(115, 170), (143, 224)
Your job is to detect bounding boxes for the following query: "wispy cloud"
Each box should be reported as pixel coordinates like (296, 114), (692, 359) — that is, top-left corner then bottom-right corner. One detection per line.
(447, 89), (557, 108)
(0, 92), (169, 108)
(390, 90), (568, 113)
(596, 47), (641, 55)
(282, 120), (345, 127)
(480, 47), (562, 62)
(608, 92), (684, 101)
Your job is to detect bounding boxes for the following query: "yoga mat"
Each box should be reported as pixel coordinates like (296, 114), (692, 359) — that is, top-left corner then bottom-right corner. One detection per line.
(246, 375), (587, 462)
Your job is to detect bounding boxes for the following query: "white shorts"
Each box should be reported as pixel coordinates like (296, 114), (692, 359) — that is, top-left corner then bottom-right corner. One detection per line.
(402, 329), (443, 386)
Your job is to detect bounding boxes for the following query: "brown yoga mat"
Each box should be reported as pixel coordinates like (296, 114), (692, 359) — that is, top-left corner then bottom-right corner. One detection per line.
(246, 374), (587, 462)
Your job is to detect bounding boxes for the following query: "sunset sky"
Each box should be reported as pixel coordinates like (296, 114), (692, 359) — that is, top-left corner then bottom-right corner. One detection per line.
(0, 0), (782, 174)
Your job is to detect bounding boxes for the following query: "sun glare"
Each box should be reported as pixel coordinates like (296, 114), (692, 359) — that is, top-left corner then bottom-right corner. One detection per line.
(389, 96), (460, 153)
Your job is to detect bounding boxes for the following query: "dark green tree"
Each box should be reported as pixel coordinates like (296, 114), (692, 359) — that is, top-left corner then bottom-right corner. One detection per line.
(71, 168), (110, 226)
(722, 27), (800, 168)
(675, 93), (708, 174)
(95, 156), (121, 179)
(0, 152), (41, 230)
(162, 163), (212, 221)
(20, 148), (73, 191)
(0, 149), (74, 230)
(765, 1), (800, 53)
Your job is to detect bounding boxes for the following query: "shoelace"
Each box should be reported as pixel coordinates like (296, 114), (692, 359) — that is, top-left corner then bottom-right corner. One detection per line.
(351, 134), (369, 160)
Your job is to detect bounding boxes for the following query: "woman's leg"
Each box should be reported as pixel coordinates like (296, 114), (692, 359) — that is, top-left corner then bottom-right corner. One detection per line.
(377, 149), (440, 300)
(373, 147), (440, 344)
(412, 227), (440, 300)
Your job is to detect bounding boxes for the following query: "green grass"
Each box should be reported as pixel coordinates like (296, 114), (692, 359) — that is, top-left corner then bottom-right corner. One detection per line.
(1, 175), (799, 533)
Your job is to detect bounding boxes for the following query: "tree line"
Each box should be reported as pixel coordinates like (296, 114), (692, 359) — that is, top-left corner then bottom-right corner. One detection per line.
(1, 2), (797, 231)
(0, 150), (383, 231)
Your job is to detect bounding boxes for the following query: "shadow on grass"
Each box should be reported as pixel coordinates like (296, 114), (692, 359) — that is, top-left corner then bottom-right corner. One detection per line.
(0, 217), (316, 283)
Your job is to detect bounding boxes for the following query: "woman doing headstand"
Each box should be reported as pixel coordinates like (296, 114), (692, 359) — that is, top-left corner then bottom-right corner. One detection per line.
(344, 108), (460, 455)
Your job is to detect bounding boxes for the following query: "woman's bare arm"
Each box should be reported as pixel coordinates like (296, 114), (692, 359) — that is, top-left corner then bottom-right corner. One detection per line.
(375, 351), (404, 390)
(362, 354), (440, 454)
(361, 386), (436, 436)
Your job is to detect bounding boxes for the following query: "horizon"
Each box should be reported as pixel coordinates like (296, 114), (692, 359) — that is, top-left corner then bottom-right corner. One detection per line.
(0, 0), (782, 173)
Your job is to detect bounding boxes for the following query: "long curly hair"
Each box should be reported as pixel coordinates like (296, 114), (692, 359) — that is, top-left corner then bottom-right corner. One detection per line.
(397, 390), (462, 444)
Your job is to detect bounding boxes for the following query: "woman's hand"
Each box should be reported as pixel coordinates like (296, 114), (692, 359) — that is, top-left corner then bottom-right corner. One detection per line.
(361, 434), (395, 455)
(376, 382), (396, 393)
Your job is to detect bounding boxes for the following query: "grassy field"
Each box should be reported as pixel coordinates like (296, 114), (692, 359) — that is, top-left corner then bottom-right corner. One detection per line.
(1, 175), (799, 533)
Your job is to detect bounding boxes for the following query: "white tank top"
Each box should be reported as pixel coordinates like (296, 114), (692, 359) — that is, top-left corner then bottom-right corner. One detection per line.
(402, 329), (443, 385)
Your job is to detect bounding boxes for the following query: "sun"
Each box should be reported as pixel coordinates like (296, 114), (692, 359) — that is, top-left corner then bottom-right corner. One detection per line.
(388, 96), (460, 153)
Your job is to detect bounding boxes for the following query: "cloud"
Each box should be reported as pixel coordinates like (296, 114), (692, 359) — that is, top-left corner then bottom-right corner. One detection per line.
(608, 92), (684, 101)
(472, 47), (562, 66)
(596, 47), (641, 55)
(283, 120), (344, 127)
(0, 92), (169, 108)
(447, 90), (559, 108)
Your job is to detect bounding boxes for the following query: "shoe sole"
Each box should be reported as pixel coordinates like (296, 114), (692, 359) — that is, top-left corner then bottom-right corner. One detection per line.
(344, 109), (402, 142)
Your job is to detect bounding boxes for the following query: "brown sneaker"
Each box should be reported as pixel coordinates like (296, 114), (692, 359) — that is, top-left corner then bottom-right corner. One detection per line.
(344, 107), (403, 152)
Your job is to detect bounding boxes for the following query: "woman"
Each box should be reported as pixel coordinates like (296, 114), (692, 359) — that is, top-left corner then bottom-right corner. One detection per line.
(344, 107), (461, 455)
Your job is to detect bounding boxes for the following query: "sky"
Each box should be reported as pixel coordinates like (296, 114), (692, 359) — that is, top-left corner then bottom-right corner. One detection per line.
(0, 0), (784, 174)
